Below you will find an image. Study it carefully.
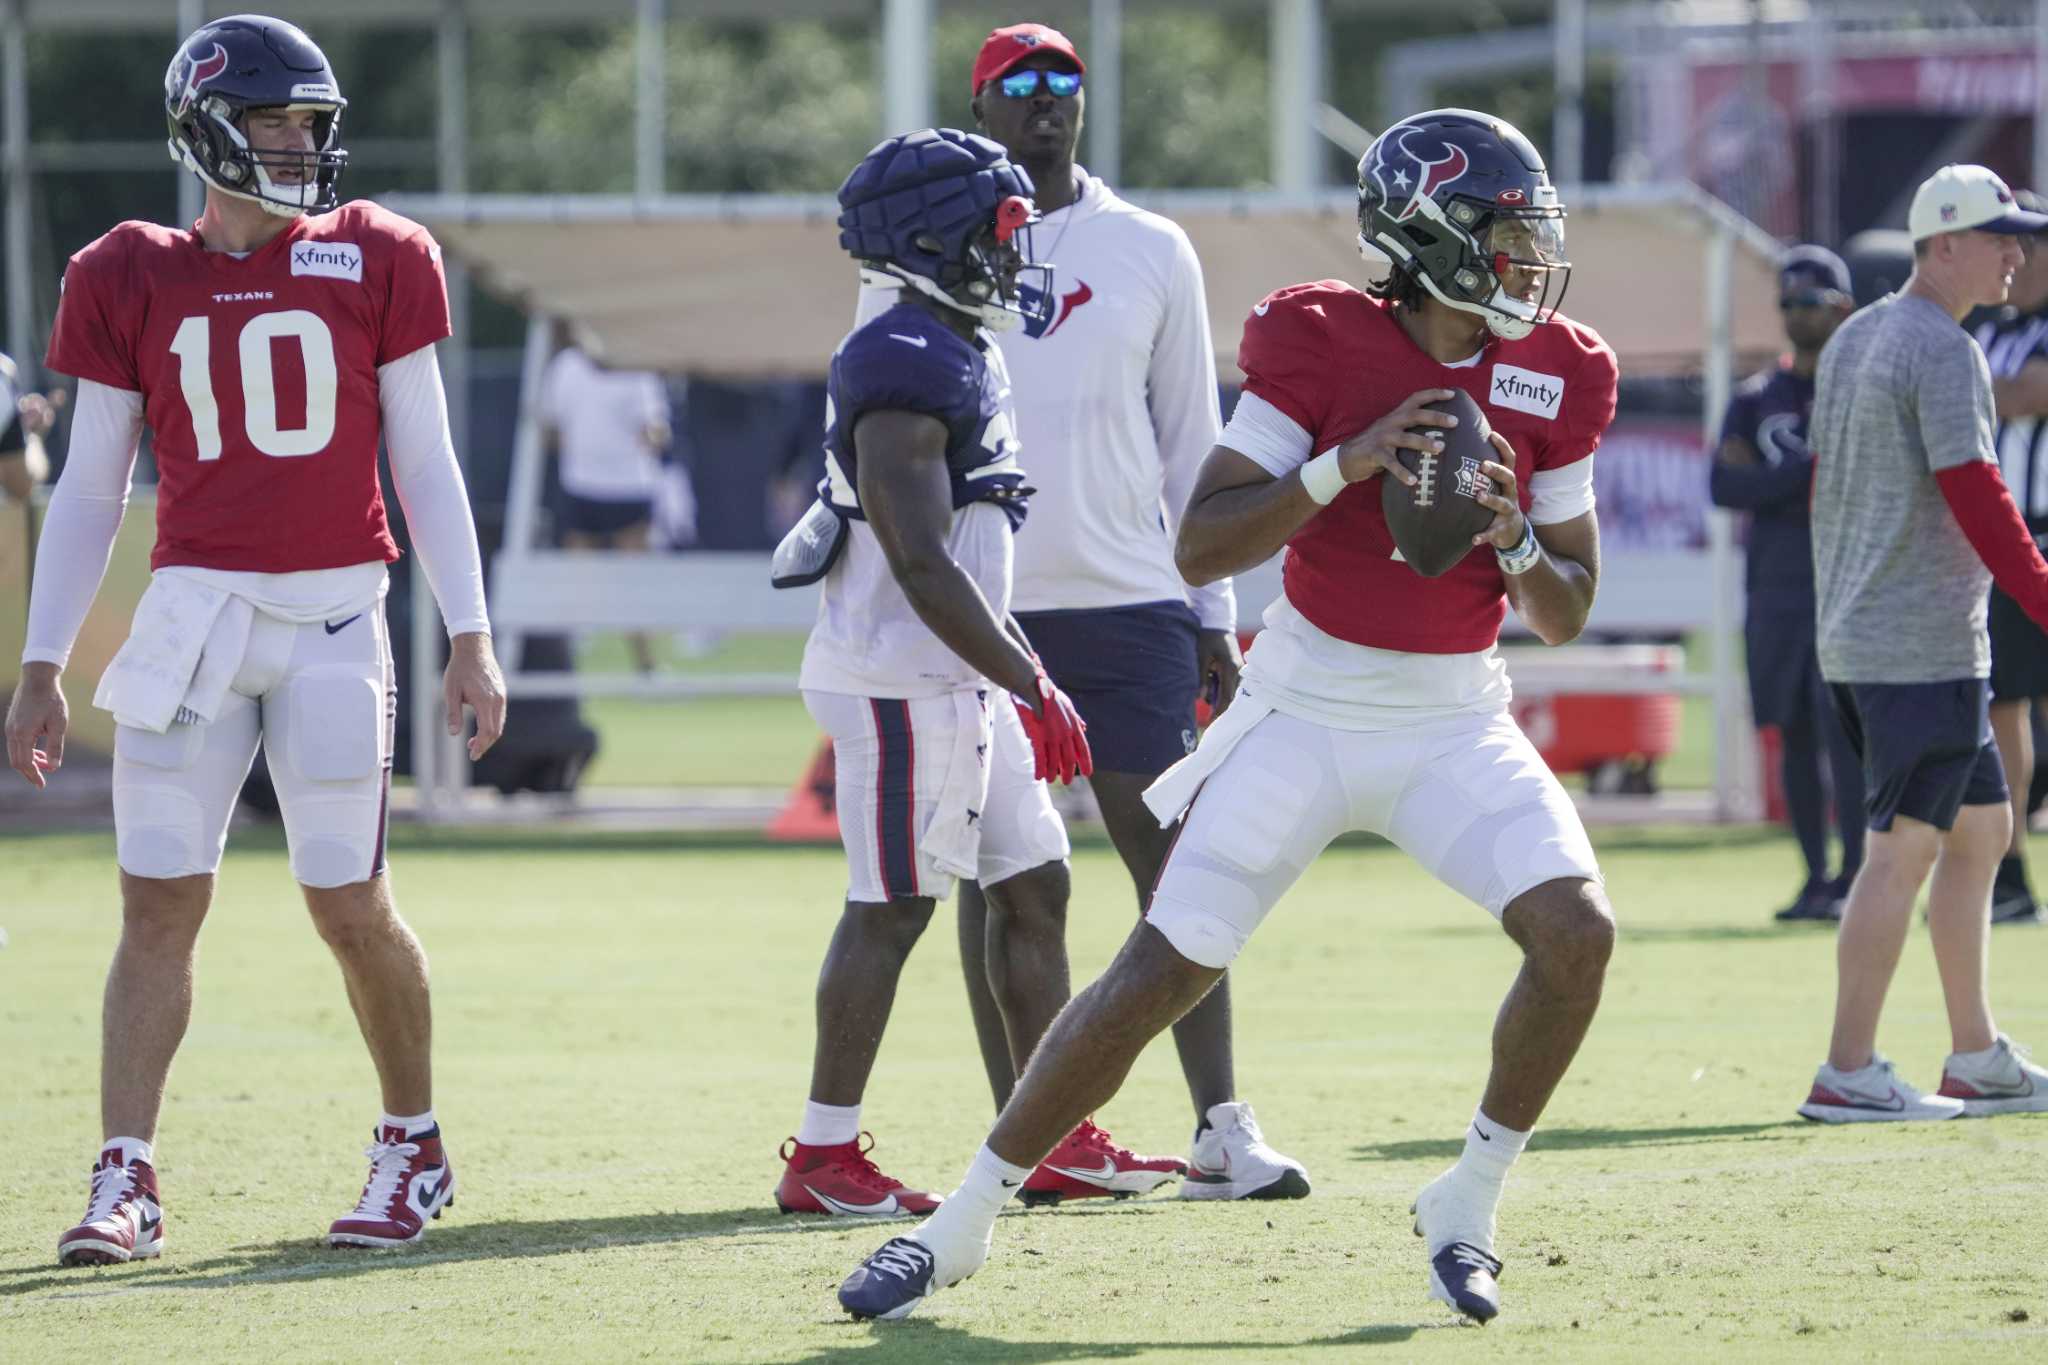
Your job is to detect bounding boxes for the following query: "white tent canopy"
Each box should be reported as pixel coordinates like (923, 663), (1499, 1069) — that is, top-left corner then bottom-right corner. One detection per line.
(385, 181), (1789, 380)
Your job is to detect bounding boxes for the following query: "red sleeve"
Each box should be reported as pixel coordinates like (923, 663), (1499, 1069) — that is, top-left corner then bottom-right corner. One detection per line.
(376, 221), (452, 366)
(1549, 329), (1618, 470)
(1236, 287), (1334, 440)
(1937, 460), (2048, 630)
(45, 234), (141, 391)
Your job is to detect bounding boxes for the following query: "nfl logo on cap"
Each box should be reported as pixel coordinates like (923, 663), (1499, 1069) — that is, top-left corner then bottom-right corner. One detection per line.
(1909, 163), (2048, 242)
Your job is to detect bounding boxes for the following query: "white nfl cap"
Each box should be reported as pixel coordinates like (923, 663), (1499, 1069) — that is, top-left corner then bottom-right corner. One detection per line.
(1908, 164), (2048, 242)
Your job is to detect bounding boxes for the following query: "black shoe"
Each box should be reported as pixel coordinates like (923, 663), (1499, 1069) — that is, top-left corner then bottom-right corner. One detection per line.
(1990, 887), (2043, 925)
(1774, 885), (1842, 923)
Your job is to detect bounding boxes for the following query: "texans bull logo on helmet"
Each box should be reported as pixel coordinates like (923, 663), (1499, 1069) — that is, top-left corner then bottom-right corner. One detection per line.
(168, 42), (228, 117)
(1370, 130), (1471, 225)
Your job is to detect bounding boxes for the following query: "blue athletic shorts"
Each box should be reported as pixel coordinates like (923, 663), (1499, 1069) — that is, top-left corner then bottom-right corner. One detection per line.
(1828, 678), (2007, 832)
(1745, 603), (1824, 731)
(558, 492), (653, 538)
(1014, 600), (1203, 777)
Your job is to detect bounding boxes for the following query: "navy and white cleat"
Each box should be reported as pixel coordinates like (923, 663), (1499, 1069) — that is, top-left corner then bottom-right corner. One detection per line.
(839, 1235), (939, 1321)
(1426, 1241), (1503, 1324)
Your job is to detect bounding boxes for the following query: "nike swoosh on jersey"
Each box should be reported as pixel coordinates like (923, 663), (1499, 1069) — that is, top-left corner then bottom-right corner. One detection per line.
(1046, 1158), (1121, 1184)
(1253, 301), (1271, 316)
(324, 613), (363, 635)
(887, 333), (930, 348)
(807, 1185), (901, 1216)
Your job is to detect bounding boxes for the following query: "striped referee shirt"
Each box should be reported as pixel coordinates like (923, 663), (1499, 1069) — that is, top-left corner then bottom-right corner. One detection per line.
(1973, 309), (2048, 534)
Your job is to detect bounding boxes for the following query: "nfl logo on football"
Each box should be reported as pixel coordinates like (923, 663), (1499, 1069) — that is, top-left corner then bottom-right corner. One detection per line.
(1454, 454), (1483, 500)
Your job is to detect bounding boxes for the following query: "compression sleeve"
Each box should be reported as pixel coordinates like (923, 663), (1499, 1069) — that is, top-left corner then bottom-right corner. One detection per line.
(1151, 229), (1234, 631)
(21, 380), (143, 667)
(378, 345), (491, 637)
(1936, 460), (2048, 630)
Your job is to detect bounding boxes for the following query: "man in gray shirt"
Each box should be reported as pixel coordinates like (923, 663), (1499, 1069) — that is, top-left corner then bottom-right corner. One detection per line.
(1802, 163), (2048, 1123)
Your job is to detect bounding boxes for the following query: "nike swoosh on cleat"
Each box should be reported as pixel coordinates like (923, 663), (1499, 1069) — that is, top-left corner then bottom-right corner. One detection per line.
(887, 334), (929, 348)
(808, 1186), (901, 1216)
(1046, 1159), (1120, 1184)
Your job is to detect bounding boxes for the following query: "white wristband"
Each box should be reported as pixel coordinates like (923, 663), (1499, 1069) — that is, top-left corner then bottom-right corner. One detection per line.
(1496, 520), (1541, 575)
(1299, 447), (1347, 506)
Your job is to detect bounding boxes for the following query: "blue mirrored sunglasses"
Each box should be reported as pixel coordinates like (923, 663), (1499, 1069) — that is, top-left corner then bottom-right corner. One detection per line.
(997, 68), (1082, 99)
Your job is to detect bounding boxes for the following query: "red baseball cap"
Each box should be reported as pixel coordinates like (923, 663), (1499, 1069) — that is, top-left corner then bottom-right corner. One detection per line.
(970, 23), (1085, 94)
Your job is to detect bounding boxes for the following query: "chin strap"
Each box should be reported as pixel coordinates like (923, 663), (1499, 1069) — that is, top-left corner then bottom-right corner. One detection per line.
(858, 265), (1021, 331)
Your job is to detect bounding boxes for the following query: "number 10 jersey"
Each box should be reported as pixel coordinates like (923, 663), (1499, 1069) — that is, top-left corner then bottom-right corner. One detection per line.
(47, 200), (452, 573)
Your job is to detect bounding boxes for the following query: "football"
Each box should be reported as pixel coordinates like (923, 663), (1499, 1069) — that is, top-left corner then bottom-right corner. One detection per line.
(1380, 387), (1499, 578)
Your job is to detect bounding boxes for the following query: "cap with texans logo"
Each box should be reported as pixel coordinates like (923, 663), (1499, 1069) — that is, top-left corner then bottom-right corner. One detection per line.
(970, 23), (1085, 94)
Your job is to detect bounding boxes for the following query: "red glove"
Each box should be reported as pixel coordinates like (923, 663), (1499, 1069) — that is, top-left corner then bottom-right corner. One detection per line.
(1013, 662), (1093, 785)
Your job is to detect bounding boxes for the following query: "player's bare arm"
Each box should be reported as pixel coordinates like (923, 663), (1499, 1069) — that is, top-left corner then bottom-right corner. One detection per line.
(1992, 356), (2048, 419)
(1176, 388), (1455, 585)
(4, 661), (67, 788)
(855, 408), (1040, 700)
(1476, 431), (1599, 646)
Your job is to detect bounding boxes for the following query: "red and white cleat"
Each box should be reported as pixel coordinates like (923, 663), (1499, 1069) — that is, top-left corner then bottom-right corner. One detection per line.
(328, 1124), (455, 1248)
(775, 1133), (942, 1217)
(57, 1144), (164, 1266)
(1019, 1120), (1187, 1207)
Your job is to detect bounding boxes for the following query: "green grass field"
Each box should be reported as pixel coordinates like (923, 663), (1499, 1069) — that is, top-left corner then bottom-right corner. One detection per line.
(571, 631), (1722, 792)
(3, 824), (2044, 1362)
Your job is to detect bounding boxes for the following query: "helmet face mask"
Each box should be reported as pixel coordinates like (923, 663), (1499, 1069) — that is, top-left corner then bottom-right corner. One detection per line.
(1356, 108), (1571, 340)
(165, 18), (349, 219)
(839, 130), (1055, 332)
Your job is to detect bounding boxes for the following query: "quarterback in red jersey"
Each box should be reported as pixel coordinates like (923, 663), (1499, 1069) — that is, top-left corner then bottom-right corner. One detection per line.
(4, 15), (502, 1265)
(837, 109), (1618, 1328)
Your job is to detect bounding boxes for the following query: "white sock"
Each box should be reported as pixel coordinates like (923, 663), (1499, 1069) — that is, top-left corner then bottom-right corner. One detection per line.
(912, 1144), (1032, 1282)
(1453, 1108), (1530, 1194)
(382, 1110), (437, 1139)
(796, 1101), (861, 1148)
(104, 1136), (153, 1166)
(1420, 1109), (1530, 1252)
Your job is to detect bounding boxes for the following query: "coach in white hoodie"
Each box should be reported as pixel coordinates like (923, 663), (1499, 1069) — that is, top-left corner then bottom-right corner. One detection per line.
(857, 23), (1307, 1199)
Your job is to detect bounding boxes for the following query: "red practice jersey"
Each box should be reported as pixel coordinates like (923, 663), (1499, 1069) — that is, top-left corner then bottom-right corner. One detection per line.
(47, 200), (451, 573)
(1240, 282), (1619, 653)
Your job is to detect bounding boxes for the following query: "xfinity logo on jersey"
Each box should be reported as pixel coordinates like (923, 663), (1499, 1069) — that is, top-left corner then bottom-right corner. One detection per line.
(1490, 364), (1564, 420)
(291, 241), (363, 283)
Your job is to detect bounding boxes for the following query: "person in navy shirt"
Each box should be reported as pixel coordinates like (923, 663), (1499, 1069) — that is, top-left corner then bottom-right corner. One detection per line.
(1711, 245), (1865, 922)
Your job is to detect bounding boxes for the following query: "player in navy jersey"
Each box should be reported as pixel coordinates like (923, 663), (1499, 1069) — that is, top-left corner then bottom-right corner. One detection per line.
(1711, 246), (1865, 922)
(839, 109), (1618, 1327)
(1970, 190), (2048, 924)
(773, 129), (1186, 1221)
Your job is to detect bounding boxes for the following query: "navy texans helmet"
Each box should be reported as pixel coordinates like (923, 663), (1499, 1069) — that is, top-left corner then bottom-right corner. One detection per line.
(1356, 108), (1570, 339)
(837, 128), (1053, 332)
(165, 15), (348, 218)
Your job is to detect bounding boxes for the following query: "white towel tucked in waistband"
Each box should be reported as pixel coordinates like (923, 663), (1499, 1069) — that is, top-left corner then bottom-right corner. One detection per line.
(1142, 688), (1276, 827)
(94, 575), (255, 734)
(918, 688), (996, 882)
